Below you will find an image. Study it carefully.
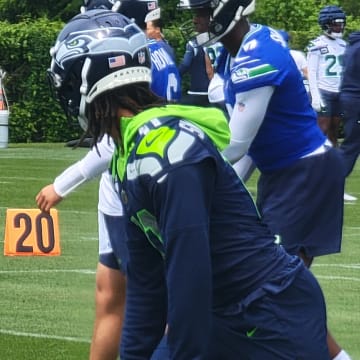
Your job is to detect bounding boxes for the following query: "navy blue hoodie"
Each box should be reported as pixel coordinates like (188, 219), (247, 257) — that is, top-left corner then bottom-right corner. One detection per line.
(341, 31), (360, 97)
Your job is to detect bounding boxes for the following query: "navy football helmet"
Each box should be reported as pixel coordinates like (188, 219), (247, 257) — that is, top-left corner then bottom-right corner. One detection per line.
(81, 0), (121, 13)
(318, 5), (346, 38)
(82, 0), (159, 29)
(48, 10), (151, 130)
(177, 0), (255, 46)
(118, 0), (158, 29)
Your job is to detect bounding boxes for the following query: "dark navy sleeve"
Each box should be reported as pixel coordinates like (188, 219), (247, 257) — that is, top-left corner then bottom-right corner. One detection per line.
(120, 218), (168, 359)
(152, 158), (216, 359)
(178, 41), (194, 76)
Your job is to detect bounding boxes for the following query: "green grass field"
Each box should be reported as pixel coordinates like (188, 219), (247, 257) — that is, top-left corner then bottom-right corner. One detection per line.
(1, 143), (359, 359)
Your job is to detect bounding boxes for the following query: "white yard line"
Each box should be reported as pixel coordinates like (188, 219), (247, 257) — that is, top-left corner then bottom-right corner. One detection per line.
(312, 263), (360, 269)
(316, 275), (360, 282)
(0, 269), (95, 274)
(0, 329), (91, 343)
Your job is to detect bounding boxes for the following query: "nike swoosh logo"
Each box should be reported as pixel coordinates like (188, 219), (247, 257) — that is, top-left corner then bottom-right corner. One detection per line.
(246, 327), (257, 337)
(145, 131), (164, 147)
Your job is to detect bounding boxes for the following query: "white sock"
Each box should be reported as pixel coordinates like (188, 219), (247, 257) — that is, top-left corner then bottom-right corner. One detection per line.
(332, 350), (352, 360)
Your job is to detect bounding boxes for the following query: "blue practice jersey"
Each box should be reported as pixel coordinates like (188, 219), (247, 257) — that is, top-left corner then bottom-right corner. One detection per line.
(148, 39), (181, 101)
(118, 105), (303, 359)
(221, 25), (326, 171)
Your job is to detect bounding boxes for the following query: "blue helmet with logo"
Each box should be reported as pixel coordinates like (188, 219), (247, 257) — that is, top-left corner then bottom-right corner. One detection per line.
(318, 5), (346, 38)
(48, 9), (151, 130)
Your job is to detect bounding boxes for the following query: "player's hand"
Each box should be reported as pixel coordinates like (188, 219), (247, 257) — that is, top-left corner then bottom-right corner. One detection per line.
(35, 184), (63, 213)
(311, 99), (321, 112)
(311, 98), (326, 113)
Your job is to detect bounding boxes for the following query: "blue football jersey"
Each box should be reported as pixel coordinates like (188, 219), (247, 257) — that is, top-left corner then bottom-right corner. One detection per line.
(148, 39), (181, 101)
(221, 25), (326, 171)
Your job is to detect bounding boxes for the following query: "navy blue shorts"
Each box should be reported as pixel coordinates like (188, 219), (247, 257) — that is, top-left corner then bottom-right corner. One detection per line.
(99, 214), (128, 272)
(256, 147), (344, 257)
(207, 267), (329, 359)
(150, 335), (169, 360)
(319, 89), (342, 117)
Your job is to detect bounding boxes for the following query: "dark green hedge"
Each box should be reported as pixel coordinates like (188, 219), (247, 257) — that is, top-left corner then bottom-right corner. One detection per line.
(1, 10), (359, 144)
(0, 18), (82, 143)
(0, 16), (189, 144)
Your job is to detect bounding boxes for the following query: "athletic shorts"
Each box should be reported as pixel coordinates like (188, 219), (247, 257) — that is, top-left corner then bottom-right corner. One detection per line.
(207, 266), (329, 359)
(319, 89), (342, 117)
(98, 210), (128, 273)
(256, 146), (344, 257)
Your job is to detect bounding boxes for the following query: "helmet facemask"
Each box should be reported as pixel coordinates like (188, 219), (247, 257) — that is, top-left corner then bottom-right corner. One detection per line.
(325, 18), (345, 39)
(178, 0), (255, 46)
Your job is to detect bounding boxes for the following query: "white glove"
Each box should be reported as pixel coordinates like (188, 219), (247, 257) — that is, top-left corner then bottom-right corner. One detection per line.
(208, 73), (225, 103)
(311, 97), (326, 112)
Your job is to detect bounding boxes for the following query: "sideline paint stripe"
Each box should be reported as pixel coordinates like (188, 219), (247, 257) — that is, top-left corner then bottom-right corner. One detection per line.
(0, 269), (96, 274)
(0, 329), (91, 343)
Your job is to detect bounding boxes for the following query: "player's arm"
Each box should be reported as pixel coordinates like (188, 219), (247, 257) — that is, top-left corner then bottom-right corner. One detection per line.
(208, 72), (225, 103)
(120, 220), (167, 359)
(36, 136), (114, 212)
(222, 86), (274, 164)
(121, 159), (215, 359)
(178, 42), (194, 75)
(156, 159), (215, 358)
(204, 50), (214, 80)
(307, 49), (324, 111)
(296, 51), (309, 79)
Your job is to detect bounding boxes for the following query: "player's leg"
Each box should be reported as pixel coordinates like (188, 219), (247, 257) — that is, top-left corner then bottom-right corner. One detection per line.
(318, 90), (337, 146)
(297, 248), (313, 268)
(90, 262), (126, 360)
(328, 93), (342, 147)
(317, 113), (331, 141)
(90, 210), (126, 360)
(328, 115), (341, 147)
(298, 251), (352, 359)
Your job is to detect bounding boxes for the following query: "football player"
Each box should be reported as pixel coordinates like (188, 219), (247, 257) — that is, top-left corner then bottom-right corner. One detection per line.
(178, 1), (351, 359)
(48, 8), (334, 359)
(37, 1), (179, 359)
(307, 6), (347, 147)
(339, 31), (360, 182)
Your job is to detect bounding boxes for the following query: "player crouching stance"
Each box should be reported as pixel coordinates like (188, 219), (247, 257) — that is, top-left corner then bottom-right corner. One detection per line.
(48, 9), (330, 359)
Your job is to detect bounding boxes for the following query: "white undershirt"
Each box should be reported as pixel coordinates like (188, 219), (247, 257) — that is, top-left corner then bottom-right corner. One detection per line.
(222, 86), (274, 164)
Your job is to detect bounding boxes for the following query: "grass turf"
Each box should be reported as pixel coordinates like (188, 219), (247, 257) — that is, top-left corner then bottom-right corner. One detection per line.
(0, 143), (359, 359)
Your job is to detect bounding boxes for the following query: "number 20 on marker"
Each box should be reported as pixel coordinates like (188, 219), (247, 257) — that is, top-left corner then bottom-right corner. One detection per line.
(4, 209), (61, 256)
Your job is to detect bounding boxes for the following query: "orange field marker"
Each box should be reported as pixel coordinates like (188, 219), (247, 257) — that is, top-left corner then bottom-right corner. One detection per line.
(4, 209), (61, 256)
